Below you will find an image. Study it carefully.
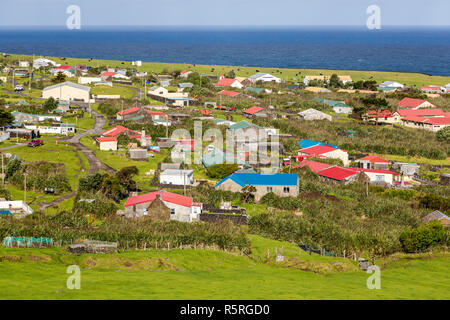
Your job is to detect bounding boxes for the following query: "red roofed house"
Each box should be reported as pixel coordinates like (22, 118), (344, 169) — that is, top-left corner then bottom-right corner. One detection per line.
(179, 70), (193, 78)
(116, 106), (142, 120)
(294, 160), (333, 172)
(124, 190), (202, 222)
(364, 110), (399, 124)
(314, 166), (360, 184)
(421, 86), (445, 94)
(101, 125), (151, 145)
(397, 98), (434, 110)
(243, 106), (265, 117)
(100, 71), (129, 80)
(298, 144), (349, 166)
(216, 78), (243, 89)
(357, 155), (389, 170)
(50, 65), (75, 77)
(345, 167), (399, 185)
(395, 108), (450, 132)
(95, 136), (118, 151)
(219, 90), (241, 98)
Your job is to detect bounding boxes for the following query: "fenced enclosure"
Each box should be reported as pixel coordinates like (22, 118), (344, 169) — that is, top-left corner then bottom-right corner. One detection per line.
(3, 236), (53, 248)
(68, 240), (118, 254)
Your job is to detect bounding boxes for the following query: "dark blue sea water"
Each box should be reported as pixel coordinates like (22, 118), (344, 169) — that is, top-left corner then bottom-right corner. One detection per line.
(1, 26), (450, 76)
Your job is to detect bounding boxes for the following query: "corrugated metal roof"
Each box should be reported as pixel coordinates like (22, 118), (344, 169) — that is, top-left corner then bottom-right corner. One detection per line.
(216, 173), (298, 188)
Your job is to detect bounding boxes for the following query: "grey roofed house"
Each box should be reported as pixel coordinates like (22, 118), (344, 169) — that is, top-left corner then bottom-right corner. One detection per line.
(127, 148), (148, 160)
(298, 108), (332, 121)
(248, 72), (268, 81)
(422, 210), (450, 226)
(42, 81), (91, 93)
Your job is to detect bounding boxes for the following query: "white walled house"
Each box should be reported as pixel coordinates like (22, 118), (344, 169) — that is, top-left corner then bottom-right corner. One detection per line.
(96, 137), (118, 151)
(248, 73), (281, 84)
(24, 123), (75, 135)
(42, 82), (91, 102)
(160, 169), (194, 186)
(78, 76), (102, 85)
(298, 144), (349, 166)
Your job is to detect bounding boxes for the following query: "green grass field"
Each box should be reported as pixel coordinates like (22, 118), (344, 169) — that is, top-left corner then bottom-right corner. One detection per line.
(6, 53), (450, 88)
(0, 235), (448, 299)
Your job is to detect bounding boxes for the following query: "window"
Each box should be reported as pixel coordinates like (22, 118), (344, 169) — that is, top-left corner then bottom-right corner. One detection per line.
(375, 175), (384, 182)
(267, 187), (273, 192)
(170, 208), (175, 215)
(283, 187), (290, 193)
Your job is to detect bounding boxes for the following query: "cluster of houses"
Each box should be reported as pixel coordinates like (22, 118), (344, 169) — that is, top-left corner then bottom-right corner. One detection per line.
(364, 97), (450, 132)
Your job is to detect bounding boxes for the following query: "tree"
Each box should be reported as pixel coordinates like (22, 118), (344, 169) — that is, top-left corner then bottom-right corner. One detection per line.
(53, 71), (66, 83)
(225, 70), (236, 78)
(116, 166), (139, 192)
(436, 126), (450, 143)
(5, 159), (21, 178)
(43, 97), (59, 113)
(329, 74), (342, 88)
(241, 185), (256, 203)
(117, 134), (131, 148)
(0, 109), (14, 126)
(206, 164), (239, 179)
(399, 221), (445, 253)
(79, 173), (104, 193)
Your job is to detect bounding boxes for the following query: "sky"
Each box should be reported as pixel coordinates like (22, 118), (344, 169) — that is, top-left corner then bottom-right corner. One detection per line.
(2, 0), (450, 27)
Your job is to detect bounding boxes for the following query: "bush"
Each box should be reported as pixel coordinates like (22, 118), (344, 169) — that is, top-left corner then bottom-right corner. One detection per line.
(206, 164), (239, 179)
(399, 221), (446, 253)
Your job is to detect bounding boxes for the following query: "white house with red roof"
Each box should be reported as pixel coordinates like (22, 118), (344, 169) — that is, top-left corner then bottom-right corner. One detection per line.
(298, 144), (349, 166)
(216, 78), (243, 89)
(364, 110), (399, 124)
(101, 125), (151, 144)
(395, 108), (450, 132)
(397, 98), (434, 110)
(124, 190), (202, 222)
(421, 86), (446, 94)
(50, 65), (75, 77)
(357, 155), (389, 170)
(179, 70), (193, 78)
(95, 136), (118, 151)
(100, 71), (129, 80)
(297, 160), (400, 186)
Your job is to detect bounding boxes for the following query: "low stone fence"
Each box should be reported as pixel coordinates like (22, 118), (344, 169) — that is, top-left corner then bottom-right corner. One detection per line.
(199, 212), (248, 225)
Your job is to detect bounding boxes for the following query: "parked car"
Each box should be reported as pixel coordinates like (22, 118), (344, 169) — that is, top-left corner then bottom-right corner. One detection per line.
(28, 139), (44, 147)
(14, 84), (24, 92)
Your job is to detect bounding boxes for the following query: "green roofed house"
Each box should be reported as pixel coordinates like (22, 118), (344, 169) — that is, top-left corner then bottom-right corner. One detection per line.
(312, 98), (353, 114)
(228, 120), (262, 132)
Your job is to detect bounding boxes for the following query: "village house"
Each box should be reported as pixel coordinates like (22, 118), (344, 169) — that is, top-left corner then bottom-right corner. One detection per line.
(219, 90), (241, 98)
(179, 70), (193, 78)
(42, 82), (91, 103)
(50, 65), (75, 77)
(124, 190), (202, 222)
(378, 81), (404, 91)
(298, 144), (349, 166)
(421, 86), (446, 94)
(100, 71), (129, 80)
(391, 162), (420, 181)
(11, 111), (61, 123)
(33, 58), (56, 69)
(356, 155), (390, 170)
(215, 173), (299, 202)
(96, 136), (118, 151)
(248, 72), (281, 84)
(0, 200), (33, 217)
(243, 106), (268, 118)
(395, 108), (450, 132)
(422, 210), (450, 227)
(216, 76), (244, 89)
(363, 110), (398, 124)
(78, 76), (103, 85)
(160, 169), (194, 186)
(101, 125), (151, 145)
(397, 97), (434, 110)
(297, 108), (332, 121)
(18, 61), (30, 68)
(303, 75), (352, 86)
(24, 123), (75, 135)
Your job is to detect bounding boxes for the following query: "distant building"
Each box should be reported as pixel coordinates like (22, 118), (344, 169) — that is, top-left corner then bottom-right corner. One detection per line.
(248, 73), (281, 84)
(297, 108), (332, 121)
(0, 200), (33, 217)
(421, 86), (445, 94)
(160, 169), (194, 186)
(303, 75), (352, 86)
(357, 155), (390, 170)
(216, 77), (243, 89)
(422, 210), (450, 227)
(18, 61), (30, 68)
(215, 173), (299, 201)
(298, 144), (349, 166)
(179, 70), (193, 78)
(397, 98), (434, 110)
(33, 58), (56, 69)
(124, 190), (202, 222)
(42, 82), (91, 102)
(96, 136), (118, 151)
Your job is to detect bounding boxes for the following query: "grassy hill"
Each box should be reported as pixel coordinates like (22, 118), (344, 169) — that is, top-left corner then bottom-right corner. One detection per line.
(0, 235), (448, 299)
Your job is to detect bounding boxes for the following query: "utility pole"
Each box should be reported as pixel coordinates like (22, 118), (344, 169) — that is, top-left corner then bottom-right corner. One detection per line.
(1, 154), (4, 185)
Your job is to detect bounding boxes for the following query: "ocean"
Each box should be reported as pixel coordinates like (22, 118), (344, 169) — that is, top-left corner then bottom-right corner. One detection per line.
(1, 26), (449, 76)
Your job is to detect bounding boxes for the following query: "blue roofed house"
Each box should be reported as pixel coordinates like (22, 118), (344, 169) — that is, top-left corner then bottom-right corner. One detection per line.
(215, 173), (299, 201)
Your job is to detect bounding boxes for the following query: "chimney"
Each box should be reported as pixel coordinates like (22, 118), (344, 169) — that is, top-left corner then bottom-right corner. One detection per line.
(400, 174), (405, 187)
(140, 128), (146, 147)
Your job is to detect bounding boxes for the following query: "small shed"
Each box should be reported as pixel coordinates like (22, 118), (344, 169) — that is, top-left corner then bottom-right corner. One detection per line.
(127, 148), (148, 161)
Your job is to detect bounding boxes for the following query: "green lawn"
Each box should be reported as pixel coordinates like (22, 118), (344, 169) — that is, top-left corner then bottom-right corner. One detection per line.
(90, 85), (137, 99)
(0, 235), (448, 299)
(7, 54), (450, 88)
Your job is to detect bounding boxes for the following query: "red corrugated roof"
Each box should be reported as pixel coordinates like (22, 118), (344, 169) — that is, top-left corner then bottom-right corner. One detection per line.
(147, 110), (166, 115)
(57, 65), (72, 69)
(294, 160), (333, 172)
(124, 190), (194, 207)
(200, 109), (210, 115)
(299, 144), (338, 155)
(118, 106), (140, 116)
(180, 70), (191, 74)
(216, 78), (239, 87)
(219, 90), (240, 97)
(359, 155), (389, 163)
(396, 108), (445, 117)
(101, 71), (118, 76)
(243, 106), (264, 115)
(345, 167), (399, 175)
(102, 125), (129, 137)
(366, 110), (393, 118)
(316, 166), (358, 181)
(397, 97), (429, 109)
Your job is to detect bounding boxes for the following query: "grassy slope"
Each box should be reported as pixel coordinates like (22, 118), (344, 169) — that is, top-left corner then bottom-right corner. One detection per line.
(0, 235), (448, 300)
(7, 54), (450, 87)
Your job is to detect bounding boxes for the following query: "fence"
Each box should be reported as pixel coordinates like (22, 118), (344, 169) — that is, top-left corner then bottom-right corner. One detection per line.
(3, 236), (53, 248)
(199, 212), (248, 225)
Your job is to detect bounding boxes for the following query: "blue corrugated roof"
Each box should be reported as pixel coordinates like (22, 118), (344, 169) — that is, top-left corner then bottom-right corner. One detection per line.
(298, 139), (338, 149)
(215, 173), (298, 188)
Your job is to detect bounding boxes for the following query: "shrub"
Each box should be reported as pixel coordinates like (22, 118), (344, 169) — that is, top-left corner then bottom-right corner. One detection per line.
(399, 221), (446, 253)
(206, 164), (239, 179)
